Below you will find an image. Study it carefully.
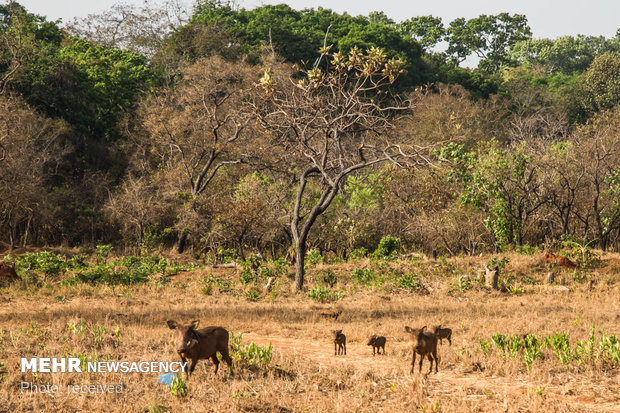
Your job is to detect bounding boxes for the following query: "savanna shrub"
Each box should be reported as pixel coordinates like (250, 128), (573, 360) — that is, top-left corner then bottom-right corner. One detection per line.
(372, 236), (400, 259)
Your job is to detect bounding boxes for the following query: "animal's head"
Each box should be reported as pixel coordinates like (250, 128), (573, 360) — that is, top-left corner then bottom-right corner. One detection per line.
(405, 326), (427, 348)
(332, 329), (342, 339)
(544, 252), (555, 262)
(167, 320), (200, 356)
(433, 325), (442, 334)
(367, 335), (377, 345)
(404, 326), (426, 335)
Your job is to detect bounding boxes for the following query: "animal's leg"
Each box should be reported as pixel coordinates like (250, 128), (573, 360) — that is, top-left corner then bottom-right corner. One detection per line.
(188, 358), (198, 378)
(210, 354), (220, 374)
(427, 354), (433, 373)
(180, 355), (189, 379)
(411, 352), (416, 374)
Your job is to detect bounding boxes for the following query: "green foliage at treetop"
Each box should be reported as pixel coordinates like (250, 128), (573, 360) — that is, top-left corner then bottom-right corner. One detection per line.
(183, 1), (429, 87)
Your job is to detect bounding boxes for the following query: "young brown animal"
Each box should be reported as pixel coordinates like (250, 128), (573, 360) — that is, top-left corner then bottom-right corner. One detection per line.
(167, 320), (233, 378)
(544, 252), (577, 269)
(333, 330), (346, 355)
(432, 325), (452, 346)
(367, 335), (386, 355)
(320, 310), (342, 320)
(405, 326), (438, 374)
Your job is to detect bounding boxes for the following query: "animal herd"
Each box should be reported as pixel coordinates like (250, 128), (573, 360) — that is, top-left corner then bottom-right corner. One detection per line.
(166, 318), (453, 378)
(333, 324), (452, 374)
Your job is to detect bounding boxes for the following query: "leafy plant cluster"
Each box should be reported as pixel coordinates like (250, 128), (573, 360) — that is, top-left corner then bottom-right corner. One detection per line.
(65, 255), (191, 285)
(200, 275), (235, 295)
(230, 332), (273, 367)
(3, 250), (194, 286)
(66, 319), (122, 349)
(239, 255), (287, 285)
(307, 287), (343, 303)
(371, 235), (401, 260)
(561, 235), (602, 269)
(479, 327), (620, 371)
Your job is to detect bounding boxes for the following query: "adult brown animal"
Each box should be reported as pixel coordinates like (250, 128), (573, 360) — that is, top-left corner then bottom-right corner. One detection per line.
(333, 330), (346, 355)
(544, 252), (577, 269)
(167, 320), (233, 378)
(367, 335), (386, 355)
(405, 326), (438, 374)
(432, 325), (452, 346)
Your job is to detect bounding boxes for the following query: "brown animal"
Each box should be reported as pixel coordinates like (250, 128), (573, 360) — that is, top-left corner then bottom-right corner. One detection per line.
(432, 325), (452, 346)
(367, 335), (386, 355)
(333, 330), (346, 355)
(167, 320), (233, 378)
(544, 252), (577, 269)
(405, 326), (439, 374)
(0, 262), (18, 285)
(320, 310), (342, 320)
(484, 265), (499, 290)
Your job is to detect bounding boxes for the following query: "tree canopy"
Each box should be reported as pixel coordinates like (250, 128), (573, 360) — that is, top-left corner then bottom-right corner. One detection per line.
(1, 0), (620, 259)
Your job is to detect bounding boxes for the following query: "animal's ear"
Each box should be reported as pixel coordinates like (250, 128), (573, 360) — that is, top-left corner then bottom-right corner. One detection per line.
(420, 326), (427, 333)
(190, 320), (200, 329)
(167, 320), (177, 330)
(404, 326), (412, 333)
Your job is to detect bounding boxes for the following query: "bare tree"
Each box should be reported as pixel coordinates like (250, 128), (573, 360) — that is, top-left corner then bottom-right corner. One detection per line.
(141, 56), (257, 252)
(251, 47), (422, 291)
(577, 111), (620, 250)
(104, 175), (173, 247)
(0, 94), (69, 247)
(65, 0), (191, 58)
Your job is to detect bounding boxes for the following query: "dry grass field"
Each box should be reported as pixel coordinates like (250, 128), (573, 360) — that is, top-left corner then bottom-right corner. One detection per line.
(1, 251), (620, 412)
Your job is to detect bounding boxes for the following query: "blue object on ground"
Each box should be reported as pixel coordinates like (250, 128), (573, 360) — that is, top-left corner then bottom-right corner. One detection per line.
(158, 373), (176, 387)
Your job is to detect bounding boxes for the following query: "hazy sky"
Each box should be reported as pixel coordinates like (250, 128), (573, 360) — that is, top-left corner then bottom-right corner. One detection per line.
(14, 0), (620, 39)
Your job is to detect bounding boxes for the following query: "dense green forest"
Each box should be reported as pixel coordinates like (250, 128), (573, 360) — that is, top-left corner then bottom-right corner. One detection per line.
(1, 0), (619, 286)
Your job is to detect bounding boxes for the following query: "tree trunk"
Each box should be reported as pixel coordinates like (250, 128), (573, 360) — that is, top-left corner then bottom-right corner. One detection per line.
(294, 241), (306, 292)
(176, 231), (188, 254)
(22, 214), (32, 247)
(593, 196), (607, 251)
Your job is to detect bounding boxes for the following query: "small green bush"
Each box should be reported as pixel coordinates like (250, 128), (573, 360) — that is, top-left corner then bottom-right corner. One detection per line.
(216, 247), (238, 264)
(95, 244), (113, 263)
(239, 267), (256, 285)
(321, 269), (337, 287)
(481, 327), (620, 371)
(396, 272), (424, 292)
(451, 276), (473, 292)
(307, 287), (343, 303)
(352, 267), (376, 285)
(230, 334), (272, 367)
(372, 236), (400, 259)
(170, 375), (188, 398)
(349, 247), (368, 260)
(244, 289), (261, 302)
(306, 249), (323, 266)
